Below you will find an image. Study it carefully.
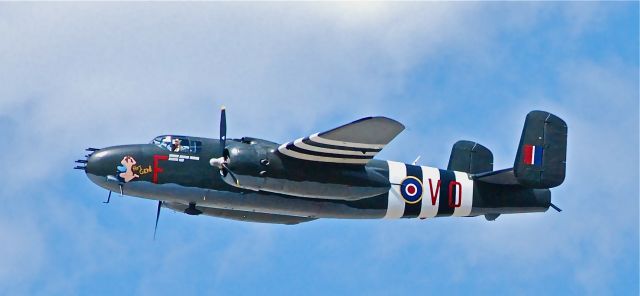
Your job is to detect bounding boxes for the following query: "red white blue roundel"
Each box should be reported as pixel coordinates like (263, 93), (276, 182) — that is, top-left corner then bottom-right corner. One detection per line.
(400, 176), (423, 204)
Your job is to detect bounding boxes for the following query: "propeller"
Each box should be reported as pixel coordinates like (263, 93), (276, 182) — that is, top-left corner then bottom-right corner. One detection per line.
(210, 106), (240, 186)
(153, 200), (162, 240)
(220, 106), (226, 155)
(221, 162), (240, 185)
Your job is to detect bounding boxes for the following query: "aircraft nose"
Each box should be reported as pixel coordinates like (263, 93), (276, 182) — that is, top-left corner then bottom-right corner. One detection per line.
(83, 145), (144, 179)
(84, 147), (119, 178)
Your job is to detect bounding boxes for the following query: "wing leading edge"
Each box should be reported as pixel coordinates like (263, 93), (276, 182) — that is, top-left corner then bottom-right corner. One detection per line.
(278, 116), (405, 165)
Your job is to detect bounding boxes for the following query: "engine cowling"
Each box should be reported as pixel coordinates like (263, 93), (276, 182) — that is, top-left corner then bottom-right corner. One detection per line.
(216, 138), (389, 201)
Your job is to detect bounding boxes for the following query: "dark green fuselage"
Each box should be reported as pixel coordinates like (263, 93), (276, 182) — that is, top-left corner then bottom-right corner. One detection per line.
(83, 136), (550, 225)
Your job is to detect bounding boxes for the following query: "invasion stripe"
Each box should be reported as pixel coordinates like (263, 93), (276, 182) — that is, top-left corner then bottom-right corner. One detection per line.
(277, 148), (370, 164)
(402, 164), (423, 218)
(310, 133), (386, 150)
(301, 138), (382, 153)
(294, 139), (378, 156)
(418, 166), (440, 219)
(384, 161), (406, 218)
(436, 169), (456, 217)
(452, 171), (474, 217)
(285, 144), (373, 160)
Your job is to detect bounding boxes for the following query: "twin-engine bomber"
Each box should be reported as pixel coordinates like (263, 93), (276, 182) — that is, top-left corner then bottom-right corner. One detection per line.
(76, 108), (567, 237)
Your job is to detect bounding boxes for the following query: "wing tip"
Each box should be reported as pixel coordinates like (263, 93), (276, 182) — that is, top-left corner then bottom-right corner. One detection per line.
(374, 116), (405, 131)
(329, 116), (405, 133)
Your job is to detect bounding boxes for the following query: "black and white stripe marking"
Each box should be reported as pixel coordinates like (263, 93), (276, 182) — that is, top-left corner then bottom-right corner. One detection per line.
(384, 161), (473, 219)
(278, 133), (385, 164)
(402, 164), (423, 218)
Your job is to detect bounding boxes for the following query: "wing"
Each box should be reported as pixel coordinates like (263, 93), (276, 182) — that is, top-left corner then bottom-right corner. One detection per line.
(277, 116), (405, 165)
(164, 202), (316, 225)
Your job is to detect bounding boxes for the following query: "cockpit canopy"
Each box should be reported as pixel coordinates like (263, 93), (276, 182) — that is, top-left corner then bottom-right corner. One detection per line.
(151, 135), (202, 153)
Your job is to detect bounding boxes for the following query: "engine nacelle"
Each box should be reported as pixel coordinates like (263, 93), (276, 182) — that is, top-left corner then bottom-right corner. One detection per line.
(219, 138), (389, 201)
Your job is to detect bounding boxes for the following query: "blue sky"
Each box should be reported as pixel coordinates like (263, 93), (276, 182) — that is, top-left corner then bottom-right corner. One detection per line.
(0, 2), (637, 295)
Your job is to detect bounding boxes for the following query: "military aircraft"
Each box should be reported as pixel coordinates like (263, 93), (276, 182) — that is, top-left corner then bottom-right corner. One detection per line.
(76, 108), (567, 237)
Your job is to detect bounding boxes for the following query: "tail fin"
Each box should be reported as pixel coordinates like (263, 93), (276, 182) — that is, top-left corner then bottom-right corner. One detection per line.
(448, 140), (493, 174)
(513, 110), (567, 188)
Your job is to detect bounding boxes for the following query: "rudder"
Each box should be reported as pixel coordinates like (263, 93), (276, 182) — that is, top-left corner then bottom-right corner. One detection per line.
(514, 110), (567, 188)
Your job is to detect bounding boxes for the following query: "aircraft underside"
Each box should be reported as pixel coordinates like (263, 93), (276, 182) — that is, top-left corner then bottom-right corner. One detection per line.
(87, 164), (550, 225)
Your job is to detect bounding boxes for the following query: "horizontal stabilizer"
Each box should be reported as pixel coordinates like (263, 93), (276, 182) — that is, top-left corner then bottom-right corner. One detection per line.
(473, 168), (519, 185)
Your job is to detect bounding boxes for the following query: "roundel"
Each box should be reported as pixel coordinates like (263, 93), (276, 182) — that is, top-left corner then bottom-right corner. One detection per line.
(400, 176), (423, 204)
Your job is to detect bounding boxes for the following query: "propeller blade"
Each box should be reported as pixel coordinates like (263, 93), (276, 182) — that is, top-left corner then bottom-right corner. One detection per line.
(550, 203), (562, 212)
(153, 201), (162, 240)
(220, 106), (227, 156)
(222, 163), (240, 186)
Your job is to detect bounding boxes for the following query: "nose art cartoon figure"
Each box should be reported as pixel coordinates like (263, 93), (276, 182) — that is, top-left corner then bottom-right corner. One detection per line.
(117, 156), (140, 183)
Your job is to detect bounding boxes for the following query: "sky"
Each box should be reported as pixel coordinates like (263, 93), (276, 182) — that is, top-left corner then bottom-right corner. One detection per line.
(0, 2), (638, 295)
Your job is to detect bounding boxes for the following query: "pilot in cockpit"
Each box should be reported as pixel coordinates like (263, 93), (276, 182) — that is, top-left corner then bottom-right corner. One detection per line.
(171, 138), (182, 152)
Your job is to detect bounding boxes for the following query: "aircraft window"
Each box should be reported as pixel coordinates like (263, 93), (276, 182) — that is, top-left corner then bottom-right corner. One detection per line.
(190, 141), (202, 153)
(151, 136), (201, 153)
